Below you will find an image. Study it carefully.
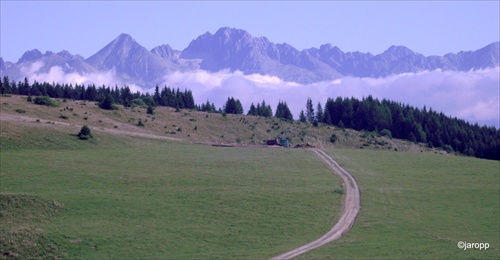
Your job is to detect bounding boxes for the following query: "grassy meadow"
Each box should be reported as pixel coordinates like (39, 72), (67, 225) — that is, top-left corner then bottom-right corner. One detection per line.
(301, 149), (499, 259)
(1, 95), (499, 259)
(0, 131), (342, 259)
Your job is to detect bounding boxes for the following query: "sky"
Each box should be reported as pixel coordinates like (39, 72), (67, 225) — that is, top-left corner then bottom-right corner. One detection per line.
(1, 1), (499, 62)
(1, 1), (499, 127)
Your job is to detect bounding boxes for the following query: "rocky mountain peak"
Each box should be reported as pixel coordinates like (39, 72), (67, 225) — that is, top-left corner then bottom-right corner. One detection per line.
(18, 49), (43, 63)
(57, 50), (73, 59)
(151, 44), (180, 60)
(215, 27), (252, 40)
(85, 33), (144, 69)
(383, 45), (415, 58)
(115, 33), (135, 43)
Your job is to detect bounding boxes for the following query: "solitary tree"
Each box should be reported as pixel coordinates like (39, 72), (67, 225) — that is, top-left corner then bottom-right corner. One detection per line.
(77, 125), (93, 140)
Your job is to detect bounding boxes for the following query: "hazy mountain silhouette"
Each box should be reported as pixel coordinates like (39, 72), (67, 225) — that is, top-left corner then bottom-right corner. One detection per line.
(2, 27), (498, 86)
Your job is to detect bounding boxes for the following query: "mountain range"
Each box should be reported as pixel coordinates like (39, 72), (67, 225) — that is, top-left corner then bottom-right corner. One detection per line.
(1, 27), (499, 86)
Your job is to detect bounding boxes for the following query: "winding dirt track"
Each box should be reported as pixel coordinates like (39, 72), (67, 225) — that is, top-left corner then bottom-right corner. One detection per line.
(272, 148), (361, 259)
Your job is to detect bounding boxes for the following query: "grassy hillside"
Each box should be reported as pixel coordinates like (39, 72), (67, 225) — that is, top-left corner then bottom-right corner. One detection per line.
(1, 95), (437, 152)
(0, 193), (67, 259)
(0, 130), (342, 258)
(2, 94), (497, 259)
(301, 149), (499, 259)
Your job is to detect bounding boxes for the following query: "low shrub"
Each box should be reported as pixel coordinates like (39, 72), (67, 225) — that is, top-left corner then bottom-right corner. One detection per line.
(330, 134), (338, 143)
(131, 98), (147, 108)
(146, 106), (154, 115)
(443, 144), (454, 154)
(334, 187), (344, 195)
(380, 129), (392, 139)
(33, 96), (58, 107)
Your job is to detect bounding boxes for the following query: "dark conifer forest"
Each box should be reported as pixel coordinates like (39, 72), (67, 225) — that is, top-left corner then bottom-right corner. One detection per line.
(319, 96), (499, 160)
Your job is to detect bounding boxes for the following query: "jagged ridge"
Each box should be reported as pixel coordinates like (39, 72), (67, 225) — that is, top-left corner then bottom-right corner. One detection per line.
(1, 27), (498, 86)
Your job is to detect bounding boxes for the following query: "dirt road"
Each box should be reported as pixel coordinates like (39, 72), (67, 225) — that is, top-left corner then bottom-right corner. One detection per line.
(272, 148), (361, 259)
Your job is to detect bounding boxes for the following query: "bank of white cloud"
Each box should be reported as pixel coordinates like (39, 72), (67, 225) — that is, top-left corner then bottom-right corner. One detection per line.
(20, 63), (500, 127)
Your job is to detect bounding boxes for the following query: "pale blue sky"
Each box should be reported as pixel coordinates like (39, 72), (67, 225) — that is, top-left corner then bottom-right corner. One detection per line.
(1, 1), (499, 63)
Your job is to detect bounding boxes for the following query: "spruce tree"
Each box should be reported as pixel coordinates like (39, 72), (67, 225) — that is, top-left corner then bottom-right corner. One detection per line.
(316, 102), (324, 123)
(305, 98), (315, 122)
(99, 93), (115, 110)
(299, 110), (307, 122)
(248, 103), (257, 116)
(275, 101), (293, 120)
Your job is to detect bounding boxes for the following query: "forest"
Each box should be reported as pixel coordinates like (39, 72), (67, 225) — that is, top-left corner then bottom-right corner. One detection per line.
(1, 76), (499, 160)
(305, 96), (500, 160)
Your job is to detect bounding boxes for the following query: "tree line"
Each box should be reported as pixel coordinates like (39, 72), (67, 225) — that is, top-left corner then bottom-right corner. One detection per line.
(1, 76), (196, 110)
(222, 98), (291, 120)
(300, 96), (500, 160)
(0, 76), (294, 119)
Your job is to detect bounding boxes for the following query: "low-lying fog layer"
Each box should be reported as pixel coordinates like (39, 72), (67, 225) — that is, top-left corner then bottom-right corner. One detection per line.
(21, 62), (500, 127)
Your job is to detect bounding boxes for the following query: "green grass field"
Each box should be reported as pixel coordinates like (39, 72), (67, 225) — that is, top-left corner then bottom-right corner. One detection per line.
(301, 149), (499, 259)
(0, 134), (342, 259)
(1, 95), (498, 259)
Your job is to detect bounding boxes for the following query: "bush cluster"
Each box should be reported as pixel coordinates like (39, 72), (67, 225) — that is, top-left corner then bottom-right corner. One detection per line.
(33, 96), (58, 107)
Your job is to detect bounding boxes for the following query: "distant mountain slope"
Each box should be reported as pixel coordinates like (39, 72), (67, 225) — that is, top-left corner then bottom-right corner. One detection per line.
(1, 27), (498, 86)
(0, 57), (5, 74)
(85, 33), (181, 86)
(2, 49), (97, 81)
(151, 44), (181, 61)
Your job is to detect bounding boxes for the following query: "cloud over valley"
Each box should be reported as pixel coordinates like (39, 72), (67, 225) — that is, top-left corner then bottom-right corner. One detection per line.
(161, 67), (500, 128)
(17, 63), (500, 128)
